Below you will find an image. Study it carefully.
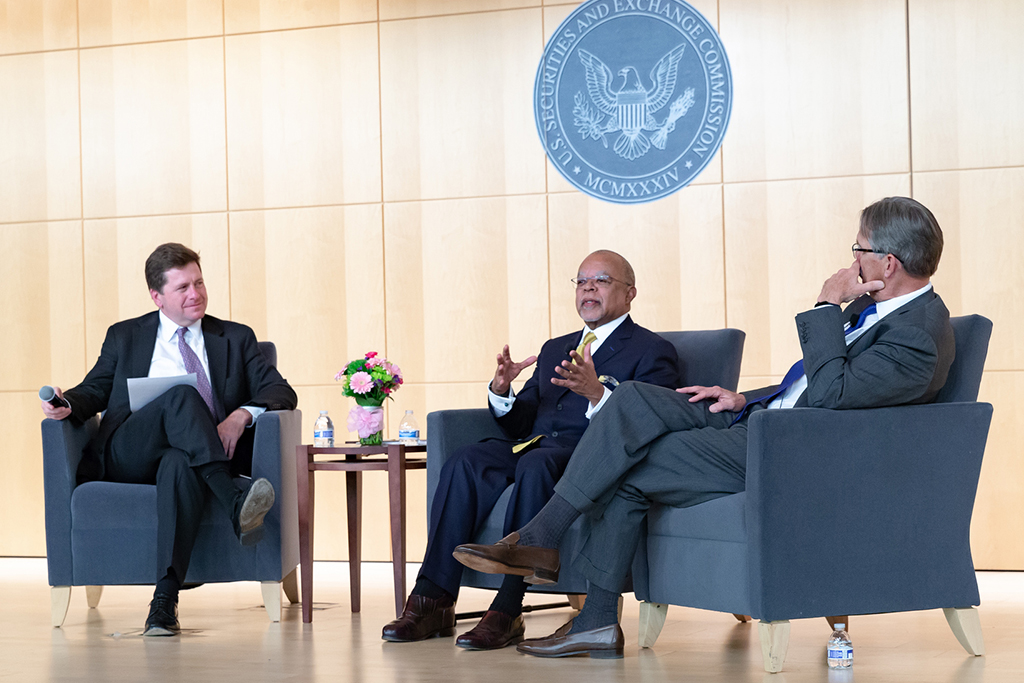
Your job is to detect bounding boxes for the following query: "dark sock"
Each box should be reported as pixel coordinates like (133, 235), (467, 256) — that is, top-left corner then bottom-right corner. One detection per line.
(569, 583), (619, 633)
(411, 576), (455, 606)
(516, 494), (580, 549)
(488, 574), (528, 617)
(155, 569), (181, 602)
(196, 461), (243, 520)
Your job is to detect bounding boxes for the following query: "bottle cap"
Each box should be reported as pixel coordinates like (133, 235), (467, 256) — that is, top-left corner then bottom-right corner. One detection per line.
(320, 410), (327, 415)
(834, 623), (845, 630)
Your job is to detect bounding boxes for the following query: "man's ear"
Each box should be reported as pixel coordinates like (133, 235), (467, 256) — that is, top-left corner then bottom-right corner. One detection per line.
(625, 286), (637, 305)
(150, 289), (162, 308)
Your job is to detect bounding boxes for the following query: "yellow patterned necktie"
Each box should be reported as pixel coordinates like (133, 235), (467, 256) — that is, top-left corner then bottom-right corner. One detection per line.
(513, 331), (598, 454)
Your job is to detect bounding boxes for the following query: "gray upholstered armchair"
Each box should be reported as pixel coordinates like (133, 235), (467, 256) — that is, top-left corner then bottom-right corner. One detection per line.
(42, 341), (302, 627)
(633, 315), (994, 672)
(426, 328), (746, 598)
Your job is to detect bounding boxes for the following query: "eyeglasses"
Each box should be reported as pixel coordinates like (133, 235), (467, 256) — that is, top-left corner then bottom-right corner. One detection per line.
(852, 243), (896, 259)
(570, 275), (633, 289)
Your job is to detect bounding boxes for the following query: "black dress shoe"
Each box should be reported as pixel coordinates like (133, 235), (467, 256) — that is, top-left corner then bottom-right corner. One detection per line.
(453, 532), (560, 585)
(237, 478), (275, 546)
(143, 593), (180, 637)
(456, 611), (526, 650)
(516, 619), (624, 659)
(382, 595), (456, 642)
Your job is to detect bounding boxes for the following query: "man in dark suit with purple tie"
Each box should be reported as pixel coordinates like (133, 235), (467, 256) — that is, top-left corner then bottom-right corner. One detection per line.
(41, 243), (297, 637)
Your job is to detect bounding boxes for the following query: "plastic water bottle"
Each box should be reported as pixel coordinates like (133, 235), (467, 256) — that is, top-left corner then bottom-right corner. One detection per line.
(827, 622), (853, 669)
(398, 410), (420, 444)
(313, 410), (334, 448)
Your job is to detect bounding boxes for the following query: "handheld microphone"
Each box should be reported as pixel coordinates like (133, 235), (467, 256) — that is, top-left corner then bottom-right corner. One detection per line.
(39, 386), (71, 409)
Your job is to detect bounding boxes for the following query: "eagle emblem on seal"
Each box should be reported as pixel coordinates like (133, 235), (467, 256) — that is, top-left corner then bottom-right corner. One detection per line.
(573, 45), (696, 161)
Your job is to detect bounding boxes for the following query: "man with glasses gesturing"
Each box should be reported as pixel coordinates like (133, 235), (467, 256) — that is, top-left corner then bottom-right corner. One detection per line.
(454, 197), (956, 659)
(383, 250), (680, 649)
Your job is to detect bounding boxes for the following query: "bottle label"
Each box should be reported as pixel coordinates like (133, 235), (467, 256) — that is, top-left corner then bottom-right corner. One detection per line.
(398, 428), (419, 440)
(314, 429), (333, 439)
(827, 647), (853, 660)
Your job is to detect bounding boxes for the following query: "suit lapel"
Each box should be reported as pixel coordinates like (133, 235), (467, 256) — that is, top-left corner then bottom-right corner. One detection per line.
(591, 315), (635, 367)
(848, 290), (934, 353)
(203, 316), (228, 420)
(131, 313), (160, 378)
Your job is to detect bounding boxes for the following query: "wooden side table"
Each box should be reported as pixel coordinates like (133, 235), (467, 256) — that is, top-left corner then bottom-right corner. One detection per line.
(295, 442), (427, 623)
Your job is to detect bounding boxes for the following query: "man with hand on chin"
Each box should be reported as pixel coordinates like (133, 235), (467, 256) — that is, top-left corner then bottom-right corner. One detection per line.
(41, 243), (297, 637)
(454, 197), (955, 659)
(383, 250), (680, 650)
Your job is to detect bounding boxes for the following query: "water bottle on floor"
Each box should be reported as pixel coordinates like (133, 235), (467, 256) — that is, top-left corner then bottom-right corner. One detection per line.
(313, 410), (334, 447)
(398, 410), (419, 444)
(827, 622), (853, 669)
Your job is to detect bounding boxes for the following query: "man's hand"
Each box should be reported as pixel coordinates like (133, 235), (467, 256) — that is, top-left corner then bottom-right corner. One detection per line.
(552, 343), (604, 406)
(40, 386), (72, 420)
(818, 261), (884, 305)
(678, 385), (747, 414)
(218, 409), (252, 459)
(491, 345), (538, 396)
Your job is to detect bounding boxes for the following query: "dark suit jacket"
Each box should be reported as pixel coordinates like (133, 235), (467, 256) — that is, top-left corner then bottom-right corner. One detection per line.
(491, 315), (680, 449)
(744, 290), (955, 410)
(64, 312), (298, 483)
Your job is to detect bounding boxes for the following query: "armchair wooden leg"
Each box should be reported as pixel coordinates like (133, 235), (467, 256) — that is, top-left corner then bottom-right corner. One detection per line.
(51, 586), (71, 628)
(567, 594), (585, 611)
(733, 613), (751, 623)
(85, 586), (103, 609)
(261, 582), (282, 622)
(758, 620), (791, 673)
(943, 607), (985, 656)
(638, 602), (668, 648)
(282, 569), (299, 605)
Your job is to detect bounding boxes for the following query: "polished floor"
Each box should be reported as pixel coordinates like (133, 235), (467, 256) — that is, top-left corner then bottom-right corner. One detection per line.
(2, 559), (1022, 682)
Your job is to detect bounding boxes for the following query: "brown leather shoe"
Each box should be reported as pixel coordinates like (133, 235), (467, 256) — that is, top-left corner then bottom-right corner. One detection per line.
(381, 594), (456, 642)
(456, 611), (526, 650)
(452, 532), (560, 585)
(516, 619), (624, 659)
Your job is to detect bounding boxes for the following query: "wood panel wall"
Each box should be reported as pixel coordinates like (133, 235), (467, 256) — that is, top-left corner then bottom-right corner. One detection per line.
(2, 0), (1022, 568)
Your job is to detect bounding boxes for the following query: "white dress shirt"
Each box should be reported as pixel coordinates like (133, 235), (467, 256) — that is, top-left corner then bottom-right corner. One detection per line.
(150, 311), (264, 424)
(768, 283), (934, 409)
(488, 312), (630, 420)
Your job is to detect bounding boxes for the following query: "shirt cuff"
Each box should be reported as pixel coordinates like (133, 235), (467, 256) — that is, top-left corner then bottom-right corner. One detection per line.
(584, 386), (613, 420)
(241, 406), (265, 426)
(488, 385), (516, 417)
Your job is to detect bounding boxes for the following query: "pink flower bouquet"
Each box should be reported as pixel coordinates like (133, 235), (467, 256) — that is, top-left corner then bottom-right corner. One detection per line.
(335, 352), (403, 444)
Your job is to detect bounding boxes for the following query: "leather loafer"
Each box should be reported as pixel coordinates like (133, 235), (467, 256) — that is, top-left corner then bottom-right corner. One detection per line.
(516, 619), (624, 659)
(382, 594), (456, 642)
(456, 611), (526, 650)
(143, 593), (180, 637)
(452, 532), (560, 585)
(237, 478), (275, 546)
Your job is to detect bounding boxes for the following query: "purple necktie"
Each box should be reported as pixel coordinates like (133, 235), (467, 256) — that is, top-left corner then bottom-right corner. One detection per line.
(177, 327), (216, 417)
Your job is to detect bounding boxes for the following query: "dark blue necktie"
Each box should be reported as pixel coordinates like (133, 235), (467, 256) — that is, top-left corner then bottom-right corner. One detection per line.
(731, 303), (878, 423)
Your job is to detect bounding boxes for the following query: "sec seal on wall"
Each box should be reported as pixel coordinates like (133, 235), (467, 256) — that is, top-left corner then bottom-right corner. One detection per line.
(535, 0), (733, 204)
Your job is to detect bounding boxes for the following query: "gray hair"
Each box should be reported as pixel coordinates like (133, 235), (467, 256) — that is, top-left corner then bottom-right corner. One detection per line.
(860, 197), (943, 278)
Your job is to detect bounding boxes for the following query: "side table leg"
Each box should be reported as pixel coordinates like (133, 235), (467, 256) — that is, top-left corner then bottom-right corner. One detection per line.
(296, 445), (315, 624)
(387, 444), (408, 619)
(346, 469), (362, 613)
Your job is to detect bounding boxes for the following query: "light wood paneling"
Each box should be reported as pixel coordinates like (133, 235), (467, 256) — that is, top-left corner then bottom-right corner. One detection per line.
(384, 196), (550, 385)
(915, 168), (1024, 371)
(78, 0), (222, 47)
(80, 38), (227, 218)
(547, 184), (726, 336)
(0, 393), (47, 554)
(225, 24), (381, 210)
(0, 222), (85, 392)
(0, 0), (77, 55)
(724, 174), (911, 377)
(0, 51), (81, 223)
(82, 214), (230, 361)
(909, 0), (1024, 171)
(972, 371), (1024, 569)
(381, 0), (539, 21)
(224, 0), (376, 34)
(380, 9), (546, 201)
(720, 0), (909, 183)
(228, 205), (385, 387)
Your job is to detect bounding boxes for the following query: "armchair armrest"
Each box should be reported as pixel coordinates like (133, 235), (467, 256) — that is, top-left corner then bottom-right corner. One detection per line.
(426, 409), (504, 512)
(251, 409), (302, 575)
(41, 416), (99, 586)
(745, 402), (992, 622)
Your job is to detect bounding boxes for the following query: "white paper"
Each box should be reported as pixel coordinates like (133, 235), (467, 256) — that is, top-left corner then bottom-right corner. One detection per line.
(128, 374), (199, 413)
